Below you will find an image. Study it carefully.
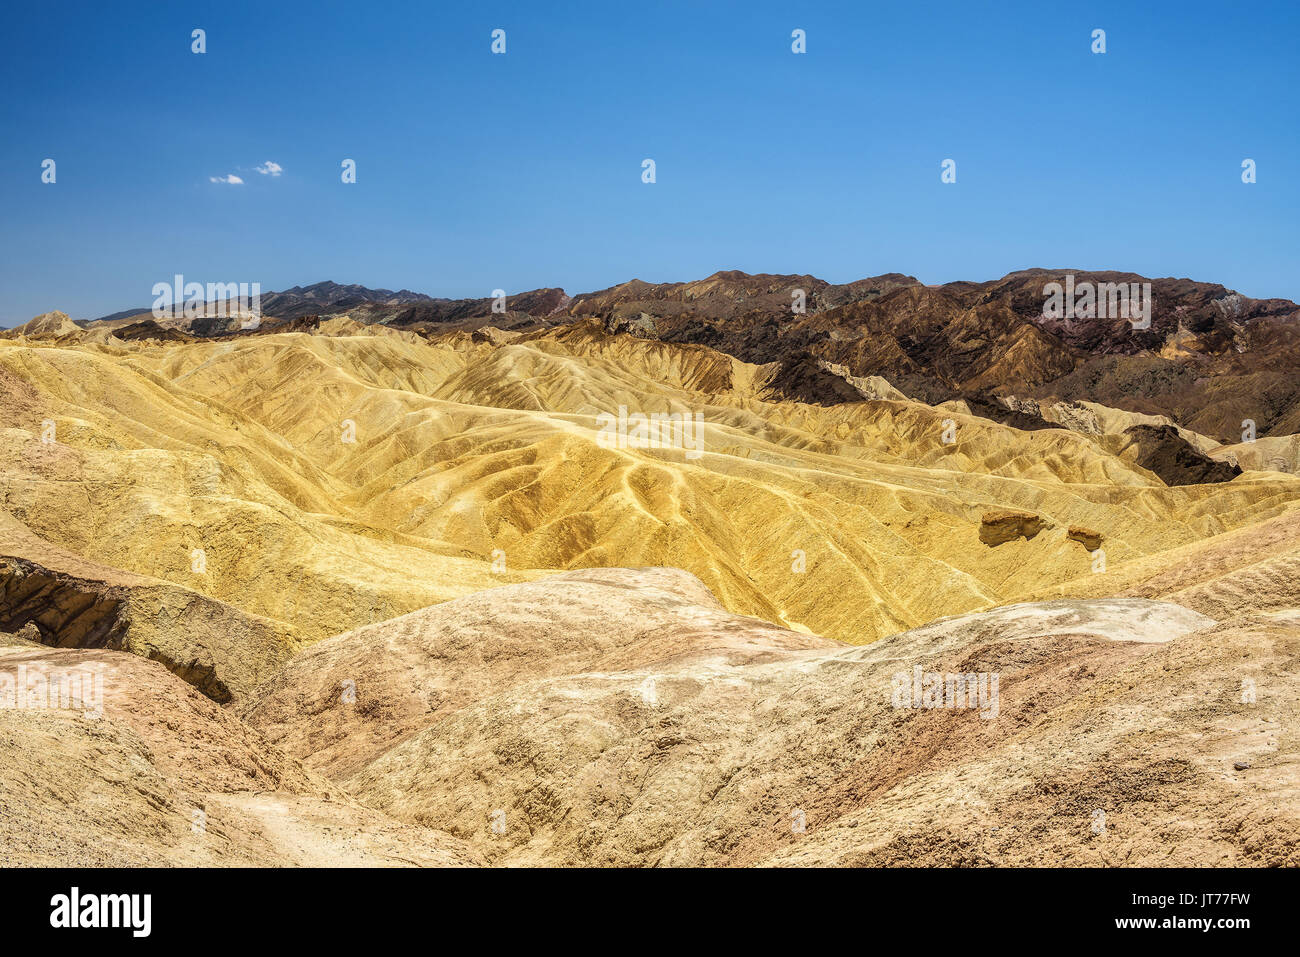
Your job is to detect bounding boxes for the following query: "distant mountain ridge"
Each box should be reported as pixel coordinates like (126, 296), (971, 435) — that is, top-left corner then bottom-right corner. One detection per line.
(258, 281), (432, 317)
(88, 280), (433, 323)
(44, 268), (1300, 443)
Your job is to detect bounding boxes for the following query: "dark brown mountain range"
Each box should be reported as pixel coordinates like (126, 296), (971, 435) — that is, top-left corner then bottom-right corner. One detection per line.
(345, 287), (570, 330)
(556, 270), (1300, 442)
(565, 269), (1300, 442)
(257, 281), (431, 317)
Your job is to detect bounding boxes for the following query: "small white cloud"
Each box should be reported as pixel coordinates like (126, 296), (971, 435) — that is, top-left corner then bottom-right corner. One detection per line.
(254, 161), (283, 176)
(209, 174), (244, 185)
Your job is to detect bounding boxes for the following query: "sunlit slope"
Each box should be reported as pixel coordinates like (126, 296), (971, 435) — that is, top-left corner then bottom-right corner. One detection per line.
(2, 323), (1297, 645)
(0, 336), (537, 644)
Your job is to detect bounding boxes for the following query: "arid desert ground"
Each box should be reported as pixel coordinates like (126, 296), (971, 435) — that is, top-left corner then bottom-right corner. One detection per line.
(2, 272), (1298, 866)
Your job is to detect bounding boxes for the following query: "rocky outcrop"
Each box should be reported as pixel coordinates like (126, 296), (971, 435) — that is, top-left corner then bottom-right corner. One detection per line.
(0, 622), (42, 647)
(1068, 525), (1104, 551)
(0, 557), (129, 649)
(979, 510), (1050, 546)
(814, 360), (909, 401)
(603, 311), (659, 338)
(470, 326), (522, 346)
(0, 554), (222, 701)
(0, 522), (296, 702)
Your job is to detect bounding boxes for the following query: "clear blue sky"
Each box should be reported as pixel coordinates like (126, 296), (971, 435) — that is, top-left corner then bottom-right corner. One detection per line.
(2, 0), (1297, 325)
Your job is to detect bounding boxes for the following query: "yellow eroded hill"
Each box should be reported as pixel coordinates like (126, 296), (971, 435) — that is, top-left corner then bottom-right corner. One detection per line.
(2, 324), (1297, 650)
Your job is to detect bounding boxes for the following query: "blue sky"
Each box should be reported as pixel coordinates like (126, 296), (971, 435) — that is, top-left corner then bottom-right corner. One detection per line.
(2, 0), (1297, 325)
